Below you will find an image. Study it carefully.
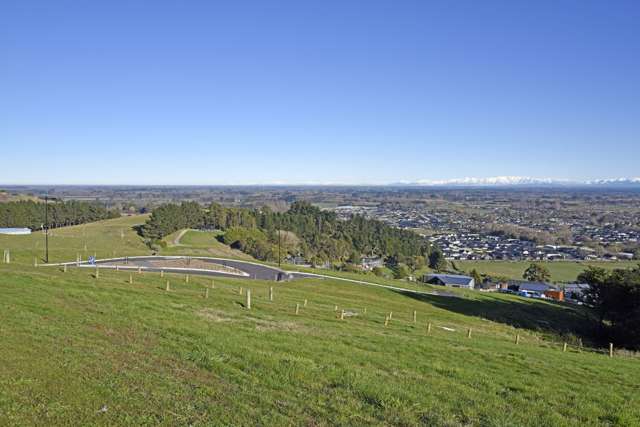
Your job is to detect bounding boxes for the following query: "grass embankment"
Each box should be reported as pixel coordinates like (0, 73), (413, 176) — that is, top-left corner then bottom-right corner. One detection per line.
(458, 260), (639, 283)
(1, 264), (639, 425)
(160, 229), (253, 260)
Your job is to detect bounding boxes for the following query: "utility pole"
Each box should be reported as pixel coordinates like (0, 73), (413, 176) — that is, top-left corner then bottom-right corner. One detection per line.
(44, 195), (49, 264)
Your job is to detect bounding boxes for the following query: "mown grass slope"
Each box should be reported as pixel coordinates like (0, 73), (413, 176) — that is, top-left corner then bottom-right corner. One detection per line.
(0, 215), (151, 265)
(1, 263), (639, 426)
(160, 229), (253, 260)
(2, 216), (640, 425)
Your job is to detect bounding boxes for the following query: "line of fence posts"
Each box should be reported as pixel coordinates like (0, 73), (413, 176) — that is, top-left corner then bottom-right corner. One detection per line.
(76, 263), (623, 360)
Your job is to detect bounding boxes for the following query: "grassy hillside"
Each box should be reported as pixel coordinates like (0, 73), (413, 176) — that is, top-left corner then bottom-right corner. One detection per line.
(2, 217), (640, 425)
(457, 260), (639, 283)
(2, 265), (640, 425)
(160, 229), (254, 260)
(0, 214), (151, 265)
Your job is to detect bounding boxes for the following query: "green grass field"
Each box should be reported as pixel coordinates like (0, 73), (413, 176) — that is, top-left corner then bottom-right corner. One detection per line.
(2, 217), (640, 425)
(457, 260), (639, 283)
(160, 229), (254, 260)
(0, 215), (151, 265)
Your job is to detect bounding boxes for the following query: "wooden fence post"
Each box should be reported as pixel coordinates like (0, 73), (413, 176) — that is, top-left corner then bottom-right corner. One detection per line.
(239, 287), (243, 295)
(269, 286), (273, 301)
(246, 290), (251, 309)
(340, 310), (345, 320)
(160, 269), (164, 278)
(563, 343), (568, 352)
(63, 264), (67, 273)
(129, 274), (133, 284)
(334, 305), (338, 311)
(205, 288), (209, 299)
(363, 307), (367, 314)
(384, 316), (389, 327)
(211, 279), (215, 289)
(166, 280), (170, 291)
(295, 303), (300, 315)
(427, 322), (432, 334)
(515, 334), (520, 345)
(34, 257), (38, 267)
(185, 274), (189, 283)
(304, 299), (308, 308)
(116, 265), (119, 271)
(609, 343), (614, 358)
(413, 310), (417, 323)
(95, 267), (99, 279)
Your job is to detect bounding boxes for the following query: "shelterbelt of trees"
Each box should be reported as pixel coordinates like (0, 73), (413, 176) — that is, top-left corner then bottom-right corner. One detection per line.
(141, 201), (433, 264)
(0, 200), (119, 230)
(579, 265), (640, 349)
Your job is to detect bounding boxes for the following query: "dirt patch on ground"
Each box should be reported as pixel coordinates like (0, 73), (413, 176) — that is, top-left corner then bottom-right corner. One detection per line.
(254, 319), (304, 333)
(196, 308), (235, 323)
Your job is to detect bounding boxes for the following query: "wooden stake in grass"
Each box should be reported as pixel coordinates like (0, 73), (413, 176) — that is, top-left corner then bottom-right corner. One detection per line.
(246, 290), (251, 310)
(334, 305), (338, 311)
(129, 274), (133, 284)
(413, 310), (417, 323)
(303, 299), (308, 308)
(239, 287), (243, 295)
(515, 334), (521, 345)
(363, 307), (367, 314)
(269, 286), (273, 301)
(138, 266), (142, 274)
(205, 287), (209, 299)
(211, 279), (215, 289)
(389, 311), (393, 320)
(295, 303), (300, 315)
(34, 257), (38, 267)
(340, 310), (345, 320)
(166, 280), (170, 291)
(63, 264), (67, 273)
(384, 316), (389, 327)
(160, 269), (164, 278)
(116, 265), (119, 271)
(427, 322), (432, 334)
(467, 328), (472, 339)
(185, 274), (189, 284)
(95, 267), (99, 279)
(563, 342), (568, 352)
(609, 343), (614, 358)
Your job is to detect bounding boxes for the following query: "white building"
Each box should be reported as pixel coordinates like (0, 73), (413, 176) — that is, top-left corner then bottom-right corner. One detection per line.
(0, 228), (32, 235)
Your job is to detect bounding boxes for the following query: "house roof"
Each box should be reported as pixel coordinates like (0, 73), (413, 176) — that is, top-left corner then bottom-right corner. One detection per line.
(518, 282), (553, 292)
(426, 274), (474, 286)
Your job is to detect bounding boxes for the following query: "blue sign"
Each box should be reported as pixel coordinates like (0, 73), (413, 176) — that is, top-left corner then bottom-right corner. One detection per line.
(88, 256), (96, 265)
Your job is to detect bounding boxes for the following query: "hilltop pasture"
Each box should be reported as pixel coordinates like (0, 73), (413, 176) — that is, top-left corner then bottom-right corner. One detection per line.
(1, 216), (640, 425)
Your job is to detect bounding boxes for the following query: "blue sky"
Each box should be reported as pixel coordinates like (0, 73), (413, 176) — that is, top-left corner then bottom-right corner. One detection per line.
(1, 0), (639, 185)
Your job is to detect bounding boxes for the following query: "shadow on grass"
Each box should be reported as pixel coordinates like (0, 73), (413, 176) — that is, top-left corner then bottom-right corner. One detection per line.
(394, 289), (595, 343)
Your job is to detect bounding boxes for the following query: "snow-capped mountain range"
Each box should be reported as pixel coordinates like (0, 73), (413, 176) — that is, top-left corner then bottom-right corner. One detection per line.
(393, 176), (640, 187)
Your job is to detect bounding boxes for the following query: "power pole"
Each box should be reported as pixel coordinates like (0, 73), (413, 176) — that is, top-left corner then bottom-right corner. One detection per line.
(44, 195), (49, 264)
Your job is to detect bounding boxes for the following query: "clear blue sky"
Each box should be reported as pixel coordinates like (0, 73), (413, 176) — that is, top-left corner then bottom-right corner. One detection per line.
(1, 0), (639, 185)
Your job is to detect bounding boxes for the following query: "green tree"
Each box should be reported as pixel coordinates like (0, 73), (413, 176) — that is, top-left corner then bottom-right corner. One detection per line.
(469, 269), (483, 287)
(428, 249), (447, 271)
(578, 266), (640, 349)
(523, 263), (551, 282)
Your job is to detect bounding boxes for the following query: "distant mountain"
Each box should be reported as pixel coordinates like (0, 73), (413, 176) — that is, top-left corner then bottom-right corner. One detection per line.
(393, 176), (640, 187)
(585, 178), (640, 186)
